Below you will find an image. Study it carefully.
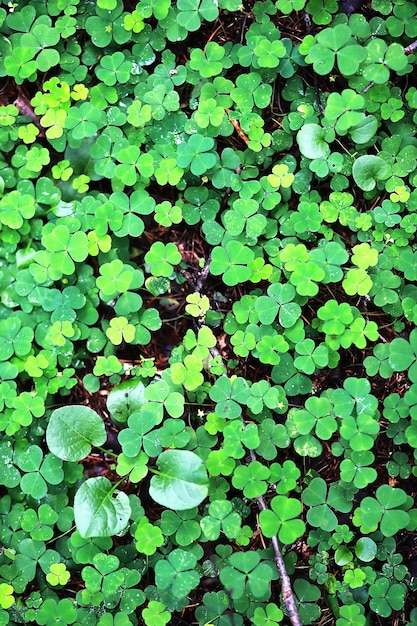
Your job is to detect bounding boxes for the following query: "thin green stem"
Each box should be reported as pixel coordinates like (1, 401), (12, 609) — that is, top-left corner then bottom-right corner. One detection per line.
(95, 445), (118, 457)
(47, 525), (76, 544)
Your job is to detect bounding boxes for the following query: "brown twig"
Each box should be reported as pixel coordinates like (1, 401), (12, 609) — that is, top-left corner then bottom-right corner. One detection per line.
(404, 40), (417, 54)
(204, 23), (224, 51)
(226, 109), (250, 146)
(337, 0), (367, 16)
(249, 450), (302, 626)
(194, 254), (211, 294)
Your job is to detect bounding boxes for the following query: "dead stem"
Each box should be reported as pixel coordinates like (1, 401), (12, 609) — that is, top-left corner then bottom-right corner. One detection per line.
(249, 450), (302, 626)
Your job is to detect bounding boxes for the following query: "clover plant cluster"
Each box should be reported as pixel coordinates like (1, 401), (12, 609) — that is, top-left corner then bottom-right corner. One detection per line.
(2, 0), (417, 624)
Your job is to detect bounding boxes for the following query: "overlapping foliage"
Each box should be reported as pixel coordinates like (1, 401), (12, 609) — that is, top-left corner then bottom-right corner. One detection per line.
(1, 0), (417, 624)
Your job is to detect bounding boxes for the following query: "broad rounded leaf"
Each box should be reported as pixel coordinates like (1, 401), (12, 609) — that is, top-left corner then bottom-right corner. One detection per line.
(349, 115), (378, 144)
(352, 155), (391, 191)
(107, 379), (146, 426)
(297, 124), (331, 159)
(46, 405), (107, 461)
(150, 450), (209, 510)
(74, 476), (131, 538)
(355, 537), (377, 562)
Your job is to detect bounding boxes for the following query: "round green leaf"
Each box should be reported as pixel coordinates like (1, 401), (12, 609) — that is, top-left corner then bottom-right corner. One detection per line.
(46, 405), (107, 461)
(355, 537), (377, 562)
(349, 115), (378, 144)
(150, 450), (209, 510)
(352, 155), (391, 191)
(74, 476), (131, 538)
(297, 124), (331, 159)
(107, 379), (146, 426)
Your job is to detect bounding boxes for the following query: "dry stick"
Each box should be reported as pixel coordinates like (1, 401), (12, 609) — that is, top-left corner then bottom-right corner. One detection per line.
(192, 254), (223, 361)
(360, 81), (375, 95)
(194, 254), (211, 294)
(405, 40), (417, 54)
(226, 109), (250, 146)
(192, 199), (299, 624)
(337, 0), (367, 16)
(249, 450), (302, 626)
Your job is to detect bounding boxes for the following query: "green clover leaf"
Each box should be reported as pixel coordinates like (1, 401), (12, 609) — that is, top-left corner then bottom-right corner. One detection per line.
(210, 241), (255, 286)
(259, 495), (305, 542)
(155, 548), (199, 597)
(46, 563), (71, 586)
(145, 241), (181, 277)
(106, 316), (136, 345)
(134, 517), (164, 555)
(142, 601), (171, 626)
(176, 133), (217, 174)
(0, 583), (14, 609)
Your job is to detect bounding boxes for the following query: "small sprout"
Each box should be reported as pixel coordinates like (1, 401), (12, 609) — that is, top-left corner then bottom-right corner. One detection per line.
(46, 563), (71, 586)
(267, 163), (295, 188)
(144, 241), (182, 277)
(0, 582), (14, 609)
(135, 517), (164, 555)
(142, 601), (171, 626)
(185, 292), (210, 318)
(71, 83), (89, 100)
(105, 316), (136, 345)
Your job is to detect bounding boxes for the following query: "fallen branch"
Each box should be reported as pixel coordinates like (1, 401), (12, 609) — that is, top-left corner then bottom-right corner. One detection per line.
(194, 254), (211, 294)
(404, 40), (417, 54)
(337, 0), (367, 16)
(249, 450), (302, 626)
(226, 109), (250, 146)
